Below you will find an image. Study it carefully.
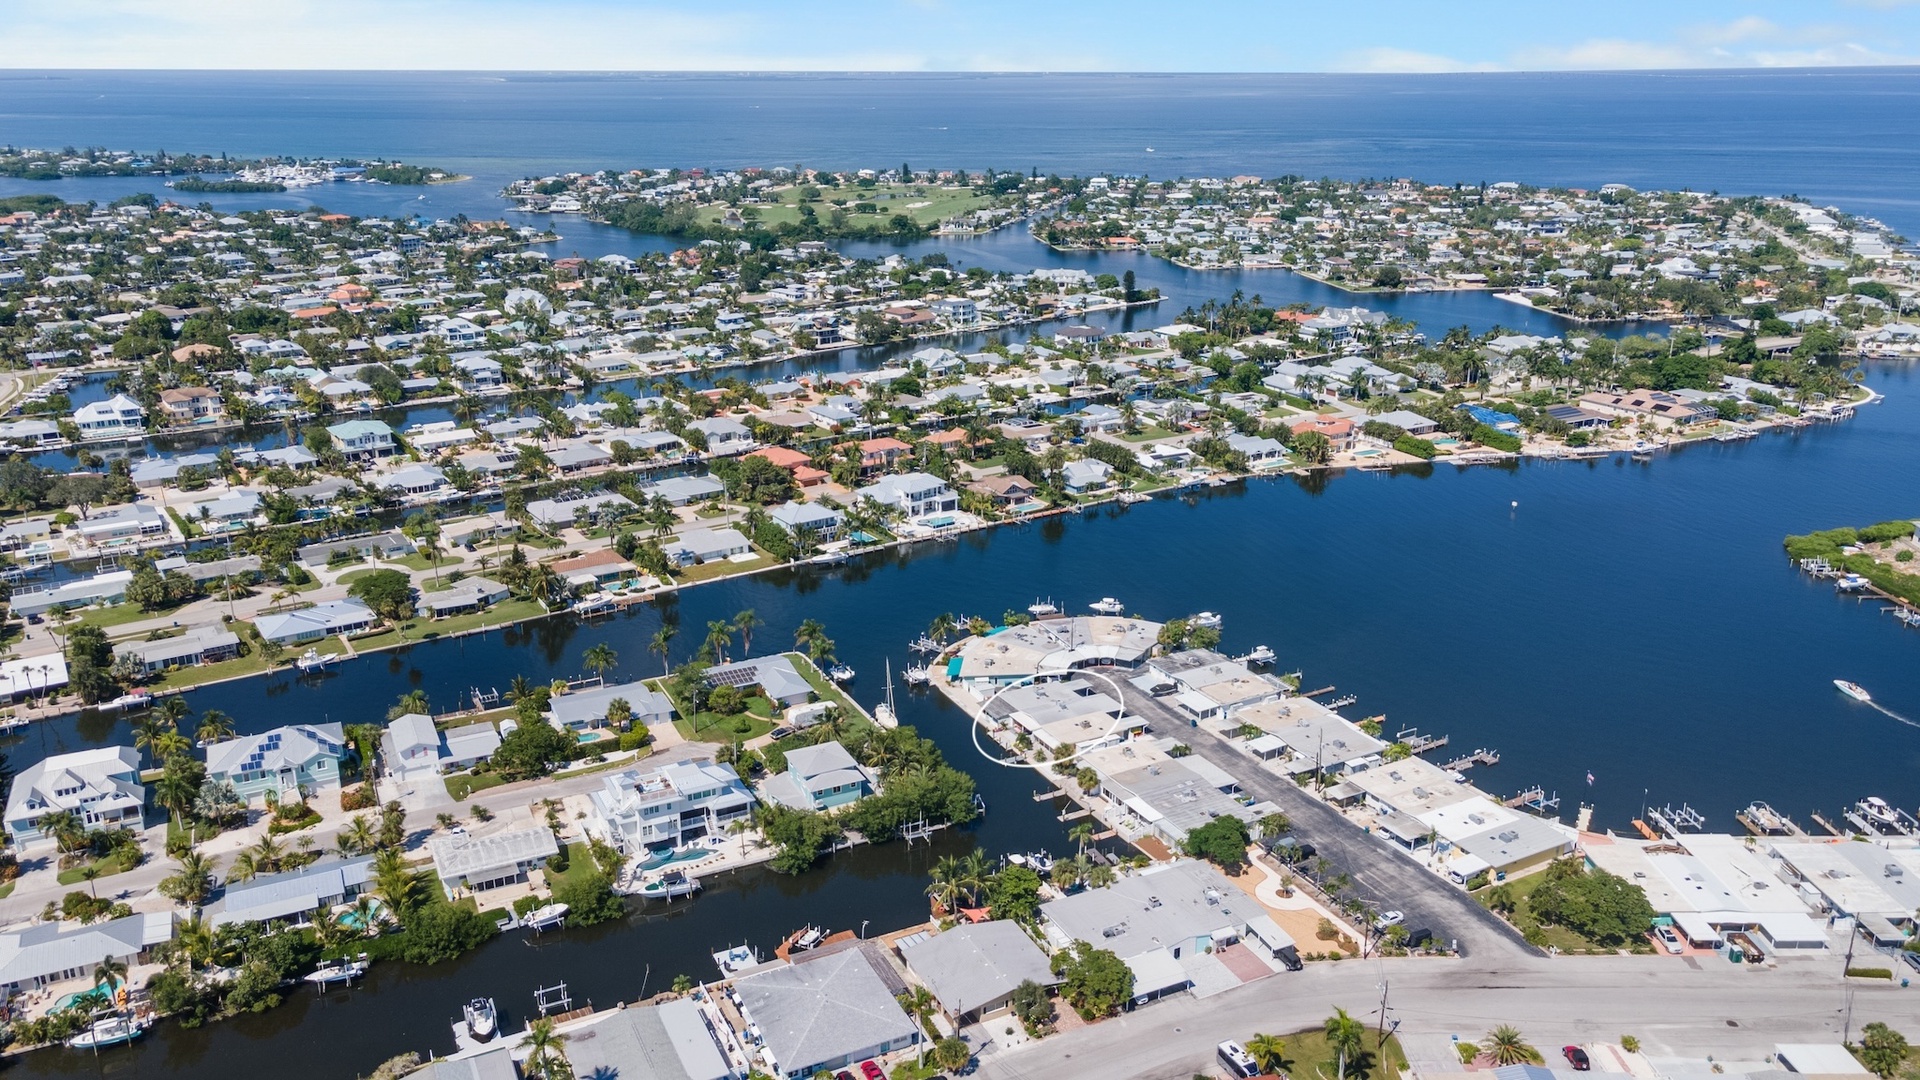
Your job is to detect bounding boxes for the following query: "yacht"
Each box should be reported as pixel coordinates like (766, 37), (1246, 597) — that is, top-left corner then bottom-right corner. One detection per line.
(523, 903), (569, 931)
(1834, 679), (1872, 703)
(464, 998), (499, 1042)
(295, 648), (330, 673)
(1847, 797), (1918, 836)
(571, 592), (616, 615)
(99, 692), (153, 712)
(1189, 611), (1223, 630)
(1088, 597), (1125, 615)
(1243, 645), (1277, 666)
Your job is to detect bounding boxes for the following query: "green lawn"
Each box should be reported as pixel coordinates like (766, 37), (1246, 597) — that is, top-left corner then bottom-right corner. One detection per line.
(56, 850), (139, 886)
(149, 651), (278, 691)
(1262, 1028), (1406, 1080)
(335, 568), (385, 587)
(1477, 870), (1623, 954)
(409, 598), (552, 639)
(672, 693), (780, 742)
(675, 555), (773, 583)
(1117, 426), (1179, 442)
(446, 771), (510, 801)
(542, 841), (599, 891)
(390, 552), (449, 573)
(705, 182), (992, 231)
(73, 602), (177, 631)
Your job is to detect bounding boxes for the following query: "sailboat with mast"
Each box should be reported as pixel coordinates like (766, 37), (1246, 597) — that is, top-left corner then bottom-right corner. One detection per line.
(874, 661), (899, 728)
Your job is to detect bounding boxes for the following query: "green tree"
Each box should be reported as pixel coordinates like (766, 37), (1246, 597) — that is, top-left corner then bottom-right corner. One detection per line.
(1485, 1025), (1541, 1066)
(397, 901), (499, 964)
(1182, 815), (1252, 871)
(348, 569), (416, 624)
(932, 1037), (972, 1073)
(988, 864), (1044, 923)
(1859, 1023), (1909, 1079)
(1526, 859), (1656, 947)
(520, 1017), (572, 1080)
(1327, 1007), (1368, 1080)
(1050, 941), (1133, 1019)
(649, 625), (677, 675)
(1247, 1033), (1290, 1074)
(582, 643), (618, 680)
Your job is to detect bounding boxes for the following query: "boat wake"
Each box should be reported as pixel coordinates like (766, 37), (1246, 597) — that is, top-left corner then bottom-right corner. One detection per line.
(1869, 701), (1920, 730)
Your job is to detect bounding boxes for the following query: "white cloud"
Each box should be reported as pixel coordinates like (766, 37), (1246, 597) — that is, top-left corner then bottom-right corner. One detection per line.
(1335, 47), (1501, 73)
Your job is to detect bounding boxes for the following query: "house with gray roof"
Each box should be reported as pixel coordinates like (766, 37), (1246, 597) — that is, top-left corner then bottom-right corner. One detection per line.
(559, 999), (731, 1080)
(704, 655), (813, 707)
(761, 741), (875, 812)
(734, 948), (921, 1079)
(5, 746), (144, 849)
(114, 625), (242, 677)
(641, 475), (726, 506)
(211, 856), (373, 927)
(899, 920), (1059, 1023)
(526, 492), (636, 528)
(664, 527), (751, 566)
(548, 679), (675, 731)
(768, 500), (842, 539)
(254, 598), (376, 645)
(0, 912), (173, 997)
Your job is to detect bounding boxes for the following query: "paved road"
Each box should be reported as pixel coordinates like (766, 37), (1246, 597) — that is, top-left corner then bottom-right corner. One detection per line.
(977, 952), (1911, 1080)
(1122, 686), (1530, 959)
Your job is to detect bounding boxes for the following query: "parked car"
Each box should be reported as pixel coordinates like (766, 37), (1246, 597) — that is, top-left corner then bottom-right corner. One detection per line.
(1901, 950), (1920, 974)
(769, 726), (795, 742)
(1563, 1046), (1591, 1071)
(1404, 926), (1434, 949)
(860, 1062), (886, 1080)
(835, 1072), (854, 1080)
(1374, 910), (1405, 930)
(1654, 925), (1684, 954)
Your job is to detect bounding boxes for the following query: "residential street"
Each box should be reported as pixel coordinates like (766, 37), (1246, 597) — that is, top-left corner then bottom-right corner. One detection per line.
(977, 951), (1913, 1080)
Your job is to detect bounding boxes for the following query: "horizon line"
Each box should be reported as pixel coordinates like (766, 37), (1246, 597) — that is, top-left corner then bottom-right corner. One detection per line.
(2, 65), (1919, 77)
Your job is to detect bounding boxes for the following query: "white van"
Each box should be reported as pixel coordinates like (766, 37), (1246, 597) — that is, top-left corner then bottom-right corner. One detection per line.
(1218, 1040), (1260, 1078)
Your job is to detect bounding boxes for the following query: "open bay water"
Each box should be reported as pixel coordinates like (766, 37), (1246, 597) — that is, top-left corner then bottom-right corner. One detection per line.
(0, 70), (1917, 1077)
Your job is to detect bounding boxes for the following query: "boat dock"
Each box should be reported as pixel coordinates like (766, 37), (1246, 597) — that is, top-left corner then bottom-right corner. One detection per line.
(1503, 786), (1560, 815)
(1396, 728), (1450, 755)
(1735, 802), (1806, 838)
(1441, 748), (1501, 772)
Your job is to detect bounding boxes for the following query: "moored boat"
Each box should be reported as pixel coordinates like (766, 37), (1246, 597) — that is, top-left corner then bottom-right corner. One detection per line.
(304, 952), (370, 986)
(523, 903), (569, 931)
(68, 1013), (151, 1050)
(1088, 597), (1124, 615)
(639, 869), (701, 900)
(827, 663), (855, 683)
(463, 997), (498, 1041)
(295, 648), (330, 673)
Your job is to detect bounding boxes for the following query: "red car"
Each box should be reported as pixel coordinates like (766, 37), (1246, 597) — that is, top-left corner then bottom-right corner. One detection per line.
(860, 1062), (887, 1080)
(1563, 1046), (1591, 1071)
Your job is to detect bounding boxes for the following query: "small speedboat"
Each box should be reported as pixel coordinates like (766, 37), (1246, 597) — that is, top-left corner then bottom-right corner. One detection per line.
(464, 997), (498, 1041)
(1189, 611), (1222, 630)
(1244, 645), (1276, 666)
(902, 664), (931, 686)
(99, 692), (153, 712)
(1027, 598), (1059, 617)
(68, 1014), (150, 1050)
(523, 903), (569, 931)
(1836, 573), (1870, 592)
(639, 870), (701, 900)
(1835, 679), (1871, 703)
(304, 952), (370, 986)
(828, 664), (855, 683)
(1088, 597), (1125, 615)
(571, 592), (615, 615)
(295, 648), (330, 673)
(787, 925), (825, 952)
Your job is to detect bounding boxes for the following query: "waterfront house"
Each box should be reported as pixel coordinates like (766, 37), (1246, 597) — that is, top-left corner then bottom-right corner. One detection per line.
(1372, 409), (1440, 436)
(857, 472), (957, 519)
(0, 912), (174, 998)
(1133, 443), (1195, 472)
(1061, 458), (1112, 494)
(664, 527), (752, 566)
(254, 598), (377, 645)
(211, 856), (373, 928)
(72, 393), (146, 439)
(762, 741), (876, 812)
(1577, 388), (1715, 428)
(704, 654), (814, 707)
(688, 416), (754, 455)
(734, 947), (921, 1080)
(1544, 404), (1612, 431)
(585, 760), (755, 854)
(4, 746), (145, 849)
(0, 419), (64, 449)
(548, 679), (675, 731)
(900, 920), (1059, 1024)
(384, 714), (502, 781)
(966, 473), (1039, 508)
(1039, 860), (1297, 1007)
(295, 531), (416, 568)
(324, 419), (398, 460)
(768, 500), (843, 541)
(552, 549), (641, 591)
(377, 464), (449, 497)
(0, 653), (69, 703)
(73, 504), (168, 546)
(419, 576), (510, 618)
(949, 616), (1161, 690)
(557, 1000), (732, 1080)
(114, 625), (242, 678)
(988, 676), (1128, 755)
(9, 570), (136, 618)
(156, 387), (225, 425)
(428, 826), (559, 899)
(205, 723), (347, 803)
(1289, 415), (1355, 452)
(527, 492), (636, 527)
(640, 475), (725, 506)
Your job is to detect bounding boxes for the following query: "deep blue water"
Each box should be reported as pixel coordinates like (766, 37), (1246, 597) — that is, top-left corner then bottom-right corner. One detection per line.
(0, 71), (1917, 1080)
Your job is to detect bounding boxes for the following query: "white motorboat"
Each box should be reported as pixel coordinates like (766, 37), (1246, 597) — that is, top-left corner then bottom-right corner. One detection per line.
(523, 903), (569, 931)
(1243, 645), (1276, 666)
(902, 664), (931, 686)
(828, 664), (855, 683)
(1027, 598), (1059, 617)
(294, 648), (330, 673)
(304, 952), (370, 987)
(1836, 573), (1870, 592)
(1834, 679), (1872, 703)
(639, 870), (701, 900)
(100, 692), (153, 712)
(1189, 611), (1222, 630)
(464, 997), (498, 1041)
(1088, 597), (1125, 615)
(571, 592), (616, 615)
(787, 925), (825, 952)
(68, 1013), (150, 1050)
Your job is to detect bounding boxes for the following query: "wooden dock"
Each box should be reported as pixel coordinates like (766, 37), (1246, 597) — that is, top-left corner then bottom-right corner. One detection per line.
(1300, 685), (1338, 698)
(1810, 811), (1847, 836)
(1441, 748), (1501, 772)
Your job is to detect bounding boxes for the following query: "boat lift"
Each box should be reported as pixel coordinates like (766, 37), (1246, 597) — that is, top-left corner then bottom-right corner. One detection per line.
(534, 983), (573, 1017)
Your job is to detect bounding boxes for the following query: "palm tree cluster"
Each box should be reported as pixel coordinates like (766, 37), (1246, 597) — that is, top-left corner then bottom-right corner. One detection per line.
(925, 849), (992, 914)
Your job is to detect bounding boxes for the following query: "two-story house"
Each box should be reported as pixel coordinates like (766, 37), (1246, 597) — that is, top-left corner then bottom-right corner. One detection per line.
(323, 419), (397, 461)
(155, 387), (226, 425)
(858, 472), (958, 519)
(205, 723), (348, 804)
(761, 741), (876, 812)
(4, 747), (144, 849)
(72, 394), (146, 440)
(586, 760), (755, 855)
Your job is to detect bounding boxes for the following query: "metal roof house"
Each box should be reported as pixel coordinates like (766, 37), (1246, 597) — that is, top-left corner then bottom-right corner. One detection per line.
(211, 856), (374, 927)
(735, 948), (921, 1079)
(559, 999), (732, 1080)
(899, 920), (1059, 1023)
(761, 741), (876, 812)
(205, 723), (347, 803)
(704, 655), (814, 707)
(0, 911), (174, 996)
(254, 598), (376, 645)
(548, 679), (675, 731)
(428, 826), (560, 899)
(4, 746), (144, 849)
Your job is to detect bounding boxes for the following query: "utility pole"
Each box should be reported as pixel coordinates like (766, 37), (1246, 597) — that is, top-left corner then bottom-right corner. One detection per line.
(1841, 917), (1857, 1044)
(1377, 977), (1391, 1048)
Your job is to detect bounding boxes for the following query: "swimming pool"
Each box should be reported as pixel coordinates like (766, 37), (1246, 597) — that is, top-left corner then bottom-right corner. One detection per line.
(339, 898), (389, 931)
(53, 979), (117, 1013)
(634, 847), (714, 872)
(923, 515), (956, 528)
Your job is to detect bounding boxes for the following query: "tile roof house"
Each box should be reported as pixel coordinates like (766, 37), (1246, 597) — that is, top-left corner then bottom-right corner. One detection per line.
(156, 386), (225, 424)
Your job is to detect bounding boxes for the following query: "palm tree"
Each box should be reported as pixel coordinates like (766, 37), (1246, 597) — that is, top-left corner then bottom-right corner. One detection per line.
(248, 834), (287, 876)
(1246, 1034), (1289, 1074)
(93, 954), (128, 1005)
(1069, 821), (1095, 857)
(195, 709), (236, 744)
(926, 855), (964, 914)
(38, 810), (85, 854)
(701, 620), (734, 664)
(1085, 862), (1117, 889)
(957, 848), (991, 908)
(163, 851), (216, 906)
(649, 626), (677, 675)
(927, 612), (957, 643)
(520, 1017), (571, 1080)
(389, 689), (430, 720)
(174, 911), (213, 973)
(155, 766), (199, 829)
(132, 715), (171, 767)
(154, 729), (192, 763)
(1326, 1007), (1366, 1080)
(338, 814), (378, 858)
(794, 618), (827, 655)
(506, 674), (535, 704)
(582, 643), (618, 680)
(79, 863), (102, 899)
(225, 851), (261, 885)
(732, 609), (762, 656)
(373, 847), (421, 913)
(1484, 1025), (1541, 1066)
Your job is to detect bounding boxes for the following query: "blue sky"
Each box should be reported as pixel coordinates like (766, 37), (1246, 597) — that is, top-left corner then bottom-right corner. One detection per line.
(6, 0), (1920, 70)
